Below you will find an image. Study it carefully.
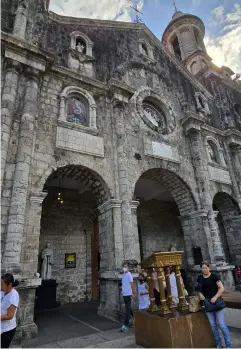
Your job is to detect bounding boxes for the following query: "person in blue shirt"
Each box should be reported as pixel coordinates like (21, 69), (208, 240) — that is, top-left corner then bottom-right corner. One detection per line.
(121, 262), (136, 332)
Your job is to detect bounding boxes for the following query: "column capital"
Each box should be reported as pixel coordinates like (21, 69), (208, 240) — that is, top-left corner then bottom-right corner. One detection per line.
(225, 129), (241, 147)
(179, 209), (208, 221)
(130, 200), (140, 209)
(98, 198), (122, 214)
(24, 67), (41, 82)
(30, 192), (48, 204)
(181, 112), (206, 136)
(5, 58), (23, 75)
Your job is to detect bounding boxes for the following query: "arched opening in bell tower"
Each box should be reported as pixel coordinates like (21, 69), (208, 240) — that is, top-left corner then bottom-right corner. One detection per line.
(172, 36), (181, 60)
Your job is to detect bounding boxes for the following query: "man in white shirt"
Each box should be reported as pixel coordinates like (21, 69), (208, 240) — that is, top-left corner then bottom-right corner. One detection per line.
(121, 262), (136, 332)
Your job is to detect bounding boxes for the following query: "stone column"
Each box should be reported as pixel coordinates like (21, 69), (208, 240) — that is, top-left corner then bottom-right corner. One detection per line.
(183, 119), (225, 263)
(223, 142), (241, 205)
(3, 67), (41, 273)
(113, 100), (140, 262)
(97, 199), (124, 320)
(1, 59), (22, 184)
(157, 267), (170, 314)
(230, 144), (241, 194)
(21, 192), (47, 276)
(13, 0), (29, 39)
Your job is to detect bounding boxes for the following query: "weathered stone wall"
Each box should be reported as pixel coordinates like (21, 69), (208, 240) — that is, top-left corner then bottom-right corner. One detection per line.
(137, 200), (185, 258)
(30, 72), (115, 197)
(39, 192), (95, 303)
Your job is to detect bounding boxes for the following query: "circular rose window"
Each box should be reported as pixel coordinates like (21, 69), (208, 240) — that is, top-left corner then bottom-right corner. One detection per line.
(142, 103), (165, 130)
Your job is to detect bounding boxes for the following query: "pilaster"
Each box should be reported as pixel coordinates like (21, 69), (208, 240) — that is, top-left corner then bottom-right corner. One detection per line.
(21, 192), (48, 276)
(1, 59), (22, 184)
(182, 114), (226, 263)
(3, 67), (41, 272)
(13, 0), (30, 39)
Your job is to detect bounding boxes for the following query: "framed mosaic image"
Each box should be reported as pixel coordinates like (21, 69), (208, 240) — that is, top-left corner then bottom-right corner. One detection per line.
(65, 253), (76, 268)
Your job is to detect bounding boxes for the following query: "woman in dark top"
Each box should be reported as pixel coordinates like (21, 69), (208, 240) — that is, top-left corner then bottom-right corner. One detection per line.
(197, 262), (232, 348)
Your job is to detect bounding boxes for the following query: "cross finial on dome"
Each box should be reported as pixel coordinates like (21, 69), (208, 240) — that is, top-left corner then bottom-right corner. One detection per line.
(172, 1), (178, 12)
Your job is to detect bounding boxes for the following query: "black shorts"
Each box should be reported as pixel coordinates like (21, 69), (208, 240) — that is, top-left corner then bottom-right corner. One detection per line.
(1, 328), (16, 348)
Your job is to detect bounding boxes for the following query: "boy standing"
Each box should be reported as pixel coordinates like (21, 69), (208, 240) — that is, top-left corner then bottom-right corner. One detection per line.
(121, 262), (136, 332)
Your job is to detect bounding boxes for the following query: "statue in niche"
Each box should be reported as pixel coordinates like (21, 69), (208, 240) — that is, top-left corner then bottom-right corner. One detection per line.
(76, 42), (85, 53)
(67, 97), (88, 125)
(41, 242), (53, 280)
(207, 143), (217, 163)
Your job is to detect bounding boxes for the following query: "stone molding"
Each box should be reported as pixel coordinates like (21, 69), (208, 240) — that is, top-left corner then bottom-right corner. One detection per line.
(59, 85), (97, 129)
(98, 199), (122, 214)
(179, 209), (208, 221)
(225, 129), (241, 147)
(130, 200), (140, 210)
(181, 112), (206, 135)
(4, 48), (46, 72)
(29, 192), (48, 204)
(131, 87), (176, 134)
(57, 119), (99, 136)
(70, 31), (94, 57)
(4, 58), (23, 75)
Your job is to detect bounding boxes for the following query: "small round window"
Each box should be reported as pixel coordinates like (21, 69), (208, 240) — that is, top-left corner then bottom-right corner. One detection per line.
(142, 102), (166, 130)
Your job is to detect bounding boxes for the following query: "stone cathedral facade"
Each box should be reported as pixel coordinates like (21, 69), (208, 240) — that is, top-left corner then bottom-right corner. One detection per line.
(1, 0), (241, 341)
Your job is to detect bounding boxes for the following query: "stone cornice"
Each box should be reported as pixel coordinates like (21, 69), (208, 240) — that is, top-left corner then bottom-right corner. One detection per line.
(1, 31), (54, 66)
(203, 69), (241, 94)
(181, 112), (206, 135)
(98, 199), (122, 214)
(224, 129), (241, 146)
(30, 192), (48, 203)
(52, 65), (108, 92)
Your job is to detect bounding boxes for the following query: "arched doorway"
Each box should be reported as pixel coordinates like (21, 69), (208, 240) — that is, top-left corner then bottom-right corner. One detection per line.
(38, 165), (110, 305)
(134, 168), (197, 270)
(213, 192), (241, 265)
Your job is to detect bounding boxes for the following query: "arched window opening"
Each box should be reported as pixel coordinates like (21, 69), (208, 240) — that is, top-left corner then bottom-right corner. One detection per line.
(173, 36), (181, 60)
(76, 37), (86, 54)
(141, 43), (148, 56)
(194, 28), (202, 48)
(207, 140), (219, 163)
(198, 95), (205, 109)
(67, 95), (89, 126)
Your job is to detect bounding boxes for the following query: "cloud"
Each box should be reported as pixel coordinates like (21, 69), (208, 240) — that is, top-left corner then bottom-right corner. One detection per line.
(205, 3), (241, 73)
(49, 0), (144, 22)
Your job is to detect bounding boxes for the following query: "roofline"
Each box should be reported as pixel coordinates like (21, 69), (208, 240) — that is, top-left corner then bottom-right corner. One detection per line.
(48, 11), (212, 99)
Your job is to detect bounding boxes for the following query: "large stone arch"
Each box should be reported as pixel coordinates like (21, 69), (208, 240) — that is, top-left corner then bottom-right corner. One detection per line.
(134, 167), (197, 216)
(133, 167), (198, 275)
(31, 160), (114, 200)
(213, 192), (241, 265)
(43, 164), (111, 205)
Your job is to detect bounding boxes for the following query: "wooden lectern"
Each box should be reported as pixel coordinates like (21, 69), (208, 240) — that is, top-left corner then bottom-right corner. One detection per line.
(141, 251), (188, 314)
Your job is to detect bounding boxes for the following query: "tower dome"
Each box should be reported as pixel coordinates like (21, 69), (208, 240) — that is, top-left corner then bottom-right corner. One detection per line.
(162, 9), (209, 76)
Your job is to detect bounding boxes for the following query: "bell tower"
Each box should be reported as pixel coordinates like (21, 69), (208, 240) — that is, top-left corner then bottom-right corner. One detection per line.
(162, 5), (210, 77)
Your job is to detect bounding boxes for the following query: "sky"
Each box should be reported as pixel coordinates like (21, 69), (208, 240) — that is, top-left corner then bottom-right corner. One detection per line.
(49, 0), (241, 74)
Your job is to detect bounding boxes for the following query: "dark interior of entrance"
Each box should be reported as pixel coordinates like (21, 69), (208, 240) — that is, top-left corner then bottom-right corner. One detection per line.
(135, 177), (186, 263)
(38, 170), (102, 306)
